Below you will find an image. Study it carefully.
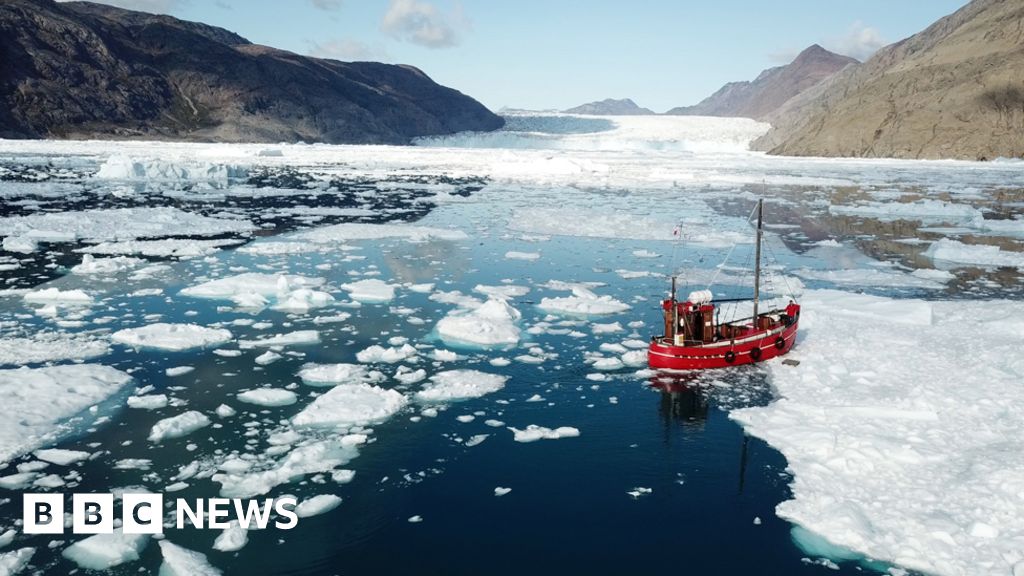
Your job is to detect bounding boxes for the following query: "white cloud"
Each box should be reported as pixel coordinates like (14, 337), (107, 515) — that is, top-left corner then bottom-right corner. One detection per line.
(57, 0), (188, 14)
(828, 21), (887, 61)
(309, 39), (389, 62)
(381, 0), (465, 48)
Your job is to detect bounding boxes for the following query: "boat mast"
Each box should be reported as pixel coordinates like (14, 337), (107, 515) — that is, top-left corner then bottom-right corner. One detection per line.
(752, 199), (763, 325)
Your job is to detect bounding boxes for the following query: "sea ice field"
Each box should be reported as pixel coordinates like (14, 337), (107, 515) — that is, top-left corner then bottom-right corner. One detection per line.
(0, 114), (1022, 575)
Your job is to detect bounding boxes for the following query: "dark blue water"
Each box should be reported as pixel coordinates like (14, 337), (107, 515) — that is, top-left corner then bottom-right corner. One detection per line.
(0, 225), (885, 575)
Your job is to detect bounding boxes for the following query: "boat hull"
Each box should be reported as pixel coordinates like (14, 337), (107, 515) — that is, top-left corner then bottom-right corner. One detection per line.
(648, 320), (799, 371)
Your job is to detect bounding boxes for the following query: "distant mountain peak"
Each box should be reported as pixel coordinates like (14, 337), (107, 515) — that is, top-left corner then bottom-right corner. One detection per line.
(665, 44), (857, 120)
(563, 98), (654, 115)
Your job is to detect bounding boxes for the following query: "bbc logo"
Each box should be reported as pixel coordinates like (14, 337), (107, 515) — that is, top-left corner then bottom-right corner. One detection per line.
(23, 494), (163, 535)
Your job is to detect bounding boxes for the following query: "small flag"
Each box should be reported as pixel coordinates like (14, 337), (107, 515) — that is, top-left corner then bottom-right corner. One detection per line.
(672, 226), (680, 236)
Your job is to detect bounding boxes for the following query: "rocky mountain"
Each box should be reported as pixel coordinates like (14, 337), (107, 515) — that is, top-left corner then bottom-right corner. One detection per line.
(0, 0), (503, 144)
(563, 98), (654, 115)
(666, 45), (857, 120)
(757, 0), (1024, 160)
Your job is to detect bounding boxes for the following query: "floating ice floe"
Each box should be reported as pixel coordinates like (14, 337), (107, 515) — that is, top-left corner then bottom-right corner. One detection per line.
(287, 222), (468, 244)
(157, 540), (222, 576)
(414, 370), (508, 403)
(148, 411), (211, 442)
(356, 343), (418, 363)
(473, 284), (530, 299)
(237, 388), (298, 407)
(292, 385), (407, 429)
(127, 395), (169, 410)
(0, 207), (253, 254)
(111, 323), (233, 351)
(62, 529), (149, 570)
(924, 238), (1024, 269)
(509, 425), (580, 443)
(505, 251), (540, 260)
(180, 273), (328, 309)
(792, 267), (950, 290)
(0, 548), (34, 575)
(23, 288), (93, 304)
(212, 522), (248, 552)
(0, 364), (132, 465)
(70, 254), (144, 274)
(538, 285), (630, 316)
(340, 279), (397, 303)
(33, 448), (90, 466)
(829, 199), (980, 224)
(78, 238), (243, 259)
(494, 487), (512, 496)
(731, 289), (1024, 576)
(94, 155), (246, 182)
(214, 435), (366, 498)
(298, 363), (384, 387)
(0, 333), (110, 366)
(436, 298), (522, 348)
(295, 494), (342, 518)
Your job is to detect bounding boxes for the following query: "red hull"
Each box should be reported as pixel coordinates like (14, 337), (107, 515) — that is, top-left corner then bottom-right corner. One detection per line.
(648, 319), (799, 371)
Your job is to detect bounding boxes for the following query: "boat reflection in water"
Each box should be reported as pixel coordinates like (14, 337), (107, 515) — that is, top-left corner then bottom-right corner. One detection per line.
(649, 371), (754, 494)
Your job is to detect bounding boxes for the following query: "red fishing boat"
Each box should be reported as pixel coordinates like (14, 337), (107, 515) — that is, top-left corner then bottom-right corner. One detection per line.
(648, 199), (800, 370)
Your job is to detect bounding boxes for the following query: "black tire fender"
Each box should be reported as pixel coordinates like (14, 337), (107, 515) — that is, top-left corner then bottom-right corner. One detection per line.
(774, 337), (786, 350)
(724, 350), (736, 364)
(750, 347), (762, 361)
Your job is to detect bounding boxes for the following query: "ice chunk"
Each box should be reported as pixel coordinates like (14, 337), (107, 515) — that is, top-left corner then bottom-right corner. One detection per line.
(148, 411), (211, 442)
(509, 425), (580, 443)
(62, 529), (148, 570)
(538, 285), (630, 316)
(94, 155), (246, 182)
(157, 540), (221, 576)
(33, 448), (90, 466)
(494, 487), (512, 496)
(127, 395), (169, 410)
(299, 363), (383, 387)
(23, 288), (93, 304)
(214, 436), (365, 498)
(340, 279), (396, 303)
(236, 389), (297, 407)
(212, 522), (248, 552)
(70, 254), (143, 274)
(0, 207), (253, 250)
(79, 239), (242, 259)
(180, 273), (326, 307)
(924, 238), (1024, 269)
(414, 370), (507, 403)
(292, 384), (407, 429)
(254, 351), (281, 366)
(112, 324), (233, 351)
(505, 251), (540, 260)
(436, 298), (521, 348)
(356, 344), (417, 363)
(0, 333), (110, 366)
(0, 548), (34, 575)
(294, 494), (342, 518)
(165, 366), (194, 377)
(0, 364), (132, 465)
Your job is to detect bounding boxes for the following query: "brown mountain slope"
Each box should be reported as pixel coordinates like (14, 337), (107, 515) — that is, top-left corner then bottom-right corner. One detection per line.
(666, 45), (857, 120)
(0, 0), (503, 144)
(757, 0), (1024, 160)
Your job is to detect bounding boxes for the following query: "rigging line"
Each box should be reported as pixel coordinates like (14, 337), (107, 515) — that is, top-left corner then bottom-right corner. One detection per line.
(763, 234), (798, 299)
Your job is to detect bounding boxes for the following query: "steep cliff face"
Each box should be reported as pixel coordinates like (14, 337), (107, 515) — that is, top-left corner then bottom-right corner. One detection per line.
(757, 0), (1024, 160)
(0, 0), (503, 144)
(666, 45), (857, 120)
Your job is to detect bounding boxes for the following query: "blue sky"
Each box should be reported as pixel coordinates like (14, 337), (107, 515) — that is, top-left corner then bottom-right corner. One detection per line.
(92, 0), (969, 112)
